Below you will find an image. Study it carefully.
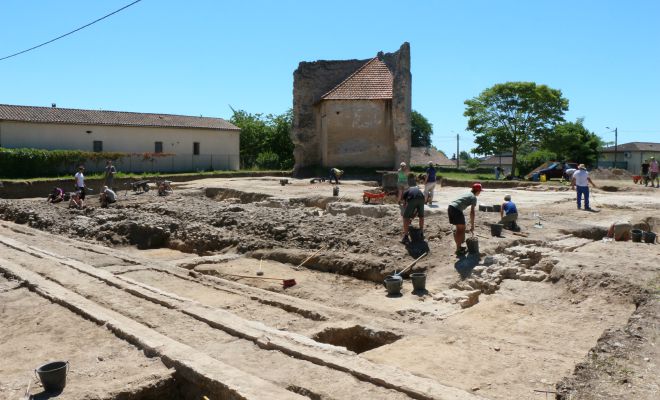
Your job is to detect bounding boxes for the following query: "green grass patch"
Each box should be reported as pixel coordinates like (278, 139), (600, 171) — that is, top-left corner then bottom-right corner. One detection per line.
(436, 171), (496, 181)
(1, 169), (291, 183)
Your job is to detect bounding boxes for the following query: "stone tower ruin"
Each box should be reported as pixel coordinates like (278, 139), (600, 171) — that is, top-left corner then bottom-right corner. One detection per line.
(291, 42), (411, 174)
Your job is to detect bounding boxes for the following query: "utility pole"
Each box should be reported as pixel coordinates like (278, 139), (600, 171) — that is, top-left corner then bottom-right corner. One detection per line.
(614, 127), (618, 168)
(456, 133), (460, 169)
(607, 126), (618, 168)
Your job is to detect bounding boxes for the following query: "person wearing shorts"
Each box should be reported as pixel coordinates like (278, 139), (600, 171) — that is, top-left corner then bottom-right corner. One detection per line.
(650, 157), (659, 188)
(424, 161), (437, 205)
(448, 183), (482, 256)
(607, 221), (632, 241)
(397, 162), (409, 202)
(400, 186), (425, 244)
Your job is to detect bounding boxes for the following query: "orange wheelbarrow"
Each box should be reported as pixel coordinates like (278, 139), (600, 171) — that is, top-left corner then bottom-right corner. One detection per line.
(363, 190), (386, 204)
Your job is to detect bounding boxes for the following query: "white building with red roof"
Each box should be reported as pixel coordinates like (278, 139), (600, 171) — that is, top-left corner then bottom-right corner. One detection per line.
(0, 104), (240, 172)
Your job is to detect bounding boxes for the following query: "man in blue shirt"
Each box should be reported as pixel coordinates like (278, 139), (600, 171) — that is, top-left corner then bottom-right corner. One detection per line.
(424, 161), (437, 205)
(498, 194), (519, 231)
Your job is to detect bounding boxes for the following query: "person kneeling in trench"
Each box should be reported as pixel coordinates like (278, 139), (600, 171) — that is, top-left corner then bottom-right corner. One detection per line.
(448, 183), (482, 256)
(607, 221), (632, 241)
(498, 194), (520, 231)
(100, 186), (117, 208)
(401, 186), (425, 244)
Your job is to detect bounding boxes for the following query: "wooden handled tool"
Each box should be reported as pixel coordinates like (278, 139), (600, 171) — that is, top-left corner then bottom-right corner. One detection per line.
(396, 252), (428, 276)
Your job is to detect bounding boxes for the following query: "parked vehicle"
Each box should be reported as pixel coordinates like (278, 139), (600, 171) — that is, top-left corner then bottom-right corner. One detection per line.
(532, 162), (578, 180)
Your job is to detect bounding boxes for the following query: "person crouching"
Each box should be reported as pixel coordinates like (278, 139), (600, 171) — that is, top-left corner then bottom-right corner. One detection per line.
(498, 194), (519, 231)
(400, 186), (425, 244)
(607, 221), (632, 241)
(47, 187), (64, 203)
(100, 186), (117, 208)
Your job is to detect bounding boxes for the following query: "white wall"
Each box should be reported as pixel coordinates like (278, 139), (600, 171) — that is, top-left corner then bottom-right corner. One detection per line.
(0, 121), (240, 171)
(599, 151), (659, 174)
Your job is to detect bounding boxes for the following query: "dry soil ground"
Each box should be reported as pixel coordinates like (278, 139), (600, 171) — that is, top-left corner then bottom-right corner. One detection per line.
(0, 176), (658, 400)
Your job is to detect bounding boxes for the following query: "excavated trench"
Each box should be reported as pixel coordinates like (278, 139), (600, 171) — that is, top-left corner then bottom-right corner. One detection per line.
(312, 326), (402, 354)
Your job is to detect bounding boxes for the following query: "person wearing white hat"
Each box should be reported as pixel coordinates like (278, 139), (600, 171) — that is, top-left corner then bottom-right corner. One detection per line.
(397, 162), (409, 202)
(571, 164), (597, 211)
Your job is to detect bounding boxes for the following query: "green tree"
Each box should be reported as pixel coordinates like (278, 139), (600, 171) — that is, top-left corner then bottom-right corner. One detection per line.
(464, 82), (569, 174)
(230, 109), (294, 169)
(543, 118), (603, 166)
(459, 151), (472, 161)
(411, 110), (433, 147)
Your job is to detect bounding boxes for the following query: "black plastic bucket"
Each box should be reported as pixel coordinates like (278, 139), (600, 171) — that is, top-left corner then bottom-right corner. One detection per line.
(409, 227), (424, 243)
(332, 186), (339, 196)
(410, 272), (427, 291)
(478, 204), (487, 212)
(492, 204), (501, 212)
(491, 223), (503, 237)
(632, 229), (643, 243)
(643, 231), (656, 244)
(36, 361), (68, 392)
(384, 277), (402, 295)
(466, 237), (479, 254)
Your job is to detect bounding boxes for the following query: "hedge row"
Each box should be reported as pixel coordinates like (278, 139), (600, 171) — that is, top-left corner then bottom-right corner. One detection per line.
(0, 147), (125, 178)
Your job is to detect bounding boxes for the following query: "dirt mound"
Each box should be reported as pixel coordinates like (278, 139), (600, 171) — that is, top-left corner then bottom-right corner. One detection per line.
(590, 168), (633, 180)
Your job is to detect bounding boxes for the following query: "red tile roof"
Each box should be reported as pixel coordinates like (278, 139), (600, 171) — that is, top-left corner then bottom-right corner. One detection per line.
(0, 104), (239, 131)
(321, 58), (393, 100)
(410, 147), (456, 167)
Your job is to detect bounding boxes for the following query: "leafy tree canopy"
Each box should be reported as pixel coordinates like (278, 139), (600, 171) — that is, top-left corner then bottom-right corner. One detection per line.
(411, 110), (433, 147)
(465, 81), (568, 174)
(230, 109), (294, 169)
(543, 118), (604, 166)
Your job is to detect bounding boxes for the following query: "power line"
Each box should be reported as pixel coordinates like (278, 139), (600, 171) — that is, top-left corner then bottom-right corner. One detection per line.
(0, 0), (143, 62)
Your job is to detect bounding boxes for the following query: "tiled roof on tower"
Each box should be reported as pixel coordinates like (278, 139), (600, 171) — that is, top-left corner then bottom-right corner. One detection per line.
(321, 57), (393, 100)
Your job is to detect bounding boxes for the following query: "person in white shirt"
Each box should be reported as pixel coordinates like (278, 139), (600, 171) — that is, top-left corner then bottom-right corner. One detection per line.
(100, 186), (117, 208)
(570, 164), (597, 211)
(74, 166), (86, 200)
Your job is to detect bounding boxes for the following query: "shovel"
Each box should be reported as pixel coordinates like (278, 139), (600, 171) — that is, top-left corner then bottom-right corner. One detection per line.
(393, 252), (428, 277)
(219, 272), (297, 288)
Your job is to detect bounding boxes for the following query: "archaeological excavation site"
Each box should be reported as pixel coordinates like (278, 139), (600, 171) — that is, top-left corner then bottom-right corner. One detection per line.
(0, 174), (658, 400)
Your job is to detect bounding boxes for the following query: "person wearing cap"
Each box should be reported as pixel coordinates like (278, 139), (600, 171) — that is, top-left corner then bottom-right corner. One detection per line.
(400, 185), (425, 244)
(448, 183), (482, 256)
(571, 164), (597, 211)
(649, 157), (659, 188)
(74, 166), (86, 201)
(498, 194), (519, 231)
(423, 161), (437, 205)
(397, 162), (409, 202)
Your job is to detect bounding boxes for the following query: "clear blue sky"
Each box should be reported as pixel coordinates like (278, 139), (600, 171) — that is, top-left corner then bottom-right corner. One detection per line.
(1, 0), (658, 157)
